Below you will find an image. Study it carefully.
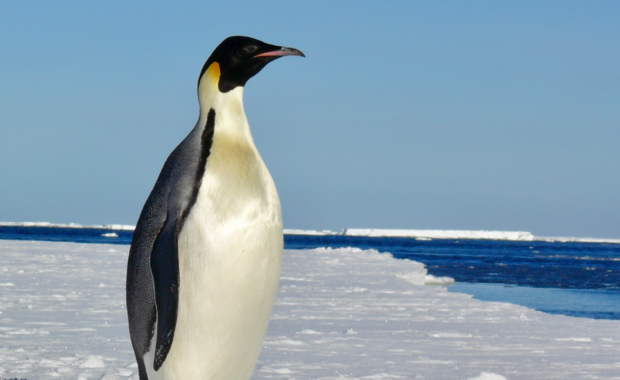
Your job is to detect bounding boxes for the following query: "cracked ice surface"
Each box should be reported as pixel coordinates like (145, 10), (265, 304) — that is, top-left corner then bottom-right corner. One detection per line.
(0, 240), (619, 379)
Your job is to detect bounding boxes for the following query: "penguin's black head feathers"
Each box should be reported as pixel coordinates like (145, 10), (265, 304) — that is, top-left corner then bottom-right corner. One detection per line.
(199, 36), (305, 93)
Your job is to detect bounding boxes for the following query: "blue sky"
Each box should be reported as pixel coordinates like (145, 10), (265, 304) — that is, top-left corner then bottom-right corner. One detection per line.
(1, 1), (619, 238)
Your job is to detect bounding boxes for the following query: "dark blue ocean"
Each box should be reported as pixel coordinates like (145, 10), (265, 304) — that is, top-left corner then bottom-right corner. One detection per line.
(1, 226), (619, 320)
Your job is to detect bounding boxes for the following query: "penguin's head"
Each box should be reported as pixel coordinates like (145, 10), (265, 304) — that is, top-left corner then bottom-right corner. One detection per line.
(199, 36), (305, 93)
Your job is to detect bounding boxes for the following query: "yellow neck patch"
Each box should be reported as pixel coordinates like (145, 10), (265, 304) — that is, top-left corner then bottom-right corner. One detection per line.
(198, 61), (224, 112)
(206, 62), (221, 83)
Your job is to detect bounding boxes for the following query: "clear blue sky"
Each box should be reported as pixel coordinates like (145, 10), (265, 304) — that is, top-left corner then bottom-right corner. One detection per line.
(1, 1), (619, 238)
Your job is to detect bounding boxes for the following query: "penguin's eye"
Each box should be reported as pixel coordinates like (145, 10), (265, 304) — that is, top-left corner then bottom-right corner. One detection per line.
(236, 45), (258, 58)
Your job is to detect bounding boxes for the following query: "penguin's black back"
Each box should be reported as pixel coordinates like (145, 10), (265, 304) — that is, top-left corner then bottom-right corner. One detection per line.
(126, 116), (214, 378)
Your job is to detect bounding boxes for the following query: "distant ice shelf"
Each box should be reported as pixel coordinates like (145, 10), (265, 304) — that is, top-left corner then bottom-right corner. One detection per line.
(284, 228), (534, 241)
(284, 228), (620, 244)
(343, 229), (535, 241)
(0, 221), (135, 231)
(3, 222), (619, 243)
(282, 229), (333, 236)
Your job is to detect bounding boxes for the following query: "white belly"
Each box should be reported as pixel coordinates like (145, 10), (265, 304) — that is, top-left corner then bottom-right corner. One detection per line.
(145, 129), (283, 380)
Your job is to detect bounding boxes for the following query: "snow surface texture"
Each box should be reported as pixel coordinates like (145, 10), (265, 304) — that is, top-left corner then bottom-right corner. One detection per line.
(1, 240), (620, 379)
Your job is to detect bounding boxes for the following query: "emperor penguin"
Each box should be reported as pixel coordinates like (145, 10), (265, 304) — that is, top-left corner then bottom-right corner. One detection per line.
(126, 36), (304, 380)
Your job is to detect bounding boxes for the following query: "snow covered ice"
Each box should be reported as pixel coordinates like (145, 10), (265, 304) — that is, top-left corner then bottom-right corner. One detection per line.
(1, 241), (619, 379)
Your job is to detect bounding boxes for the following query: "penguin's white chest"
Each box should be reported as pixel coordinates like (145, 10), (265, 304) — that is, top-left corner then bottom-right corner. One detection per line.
(147, 125), (283, 380)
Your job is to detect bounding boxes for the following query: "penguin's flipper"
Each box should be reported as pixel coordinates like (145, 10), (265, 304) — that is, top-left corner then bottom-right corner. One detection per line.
(150, 214), (181, 371)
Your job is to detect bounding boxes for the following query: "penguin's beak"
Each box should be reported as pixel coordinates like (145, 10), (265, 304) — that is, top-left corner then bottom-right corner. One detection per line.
(254, 46), (305, 59)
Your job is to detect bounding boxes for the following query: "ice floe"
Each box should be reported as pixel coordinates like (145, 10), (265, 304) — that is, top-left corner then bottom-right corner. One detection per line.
(424, 274), (456, 286)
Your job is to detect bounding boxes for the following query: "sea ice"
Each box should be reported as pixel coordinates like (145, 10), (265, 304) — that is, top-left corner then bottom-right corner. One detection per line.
(0, 240), (619, 379)
(424, 274), (456, 285)
(467, 373), (507, 380)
